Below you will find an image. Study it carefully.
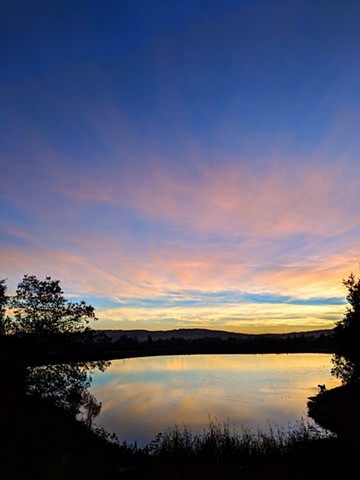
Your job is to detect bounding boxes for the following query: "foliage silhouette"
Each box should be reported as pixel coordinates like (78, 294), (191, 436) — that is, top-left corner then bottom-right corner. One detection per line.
(11, 274), (97, 335)
(0, 278), (13, 335)
(331, 269), (360, 384)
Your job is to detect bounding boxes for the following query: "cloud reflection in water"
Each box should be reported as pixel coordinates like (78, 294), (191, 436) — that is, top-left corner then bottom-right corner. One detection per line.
(89, 353), (340, 445)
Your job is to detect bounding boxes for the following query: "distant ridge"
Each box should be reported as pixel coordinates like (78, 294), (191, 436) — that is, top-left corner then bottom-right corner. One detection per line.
(101, 328), (333, 343)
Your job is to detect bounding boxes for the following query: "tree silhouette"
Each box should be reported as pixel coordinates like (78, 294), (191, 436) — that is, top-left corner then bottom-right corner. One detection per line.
(331, 269), (360, 383)
(11, 274), (96, 335)
(0, 278), (12, 335)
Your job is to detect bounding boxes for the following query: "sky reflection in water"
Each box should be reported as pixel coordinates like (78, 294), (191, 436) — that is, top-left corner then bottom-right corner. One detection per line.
(89, 353), (340, 445)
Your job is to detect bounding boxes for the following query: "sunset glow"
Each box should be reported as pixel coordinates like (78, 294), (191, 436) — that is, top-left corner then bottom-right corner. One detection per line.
(1, 1), (360, 333)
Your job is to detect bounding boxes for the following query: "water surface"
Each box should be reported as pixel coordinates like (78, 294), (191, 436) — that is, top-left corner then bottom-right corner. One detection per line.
(89, 353), (339, 445)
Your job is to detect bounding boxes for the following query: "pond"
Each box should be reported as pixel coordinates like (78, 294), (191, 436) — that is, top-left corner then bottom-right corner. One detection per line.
(89, 353), (340, 445)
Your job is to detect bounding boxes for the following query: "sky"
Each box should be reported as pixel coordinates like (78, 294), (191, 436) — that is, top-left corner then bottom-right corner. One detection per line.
(1, 0), (360, 333)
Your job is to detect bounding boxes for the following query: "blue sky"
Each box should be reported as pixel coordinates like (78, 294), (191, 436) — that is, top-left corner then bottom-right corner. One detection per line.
(1, 0), (360, 332)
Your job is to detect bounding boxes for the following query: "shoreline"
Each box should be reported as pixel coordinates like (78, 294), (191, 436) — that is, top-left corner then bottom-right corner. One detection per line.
(27, 344), (336, 366)
(1, 336), (357, 479)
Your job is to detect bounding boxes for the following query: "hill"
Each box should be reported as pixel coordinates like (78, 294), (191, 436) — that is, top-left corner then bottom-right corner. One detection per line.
(101, 327), (333, 343)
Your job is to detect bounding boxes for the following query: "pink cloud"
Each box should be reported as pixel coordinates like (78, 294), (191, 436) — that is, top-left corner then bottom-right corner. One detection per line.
(2, 105), (360, 332)
(46, 149), (359, 243)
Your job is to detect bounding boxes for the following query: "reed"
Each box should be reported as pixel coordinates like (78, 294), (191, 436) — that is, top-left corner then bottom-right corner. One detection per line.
(120, 417), (334, 463)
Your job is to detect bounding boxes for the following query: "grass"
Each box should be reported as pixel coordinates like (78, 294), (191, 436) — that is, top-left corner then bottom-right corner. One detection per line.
(142, 417), (331, 459)
(112, 418), (345, 479)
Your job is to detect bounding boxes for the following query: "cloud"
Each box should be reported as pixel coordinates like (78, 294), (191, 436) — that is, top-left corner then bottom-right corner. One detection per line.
(96, 300), (343, 333)
(40, 136), (359, 244)
(1, 64), (360, 334)
(1, 140), (358, 335)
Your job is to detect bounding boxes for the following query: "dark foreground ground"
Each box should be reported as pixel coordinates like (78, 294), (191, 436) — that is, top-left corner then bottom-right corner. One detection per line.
(1, 381), (359, 480)
(1, 338), (359, 480)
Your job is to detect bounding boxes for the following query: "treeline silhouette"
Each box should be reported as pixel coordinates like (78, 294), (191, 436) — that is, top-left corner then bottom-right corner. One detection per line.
(109, 331), (334, 356)
(0, 274), (336, 364)
(0, 329), (335, 370)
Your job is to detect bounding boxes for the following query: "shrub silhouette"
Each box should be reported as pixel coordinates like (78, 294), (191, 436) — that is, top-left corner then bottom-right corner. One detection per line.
(332, 268), (360, 384)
